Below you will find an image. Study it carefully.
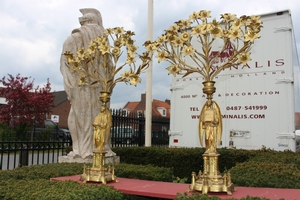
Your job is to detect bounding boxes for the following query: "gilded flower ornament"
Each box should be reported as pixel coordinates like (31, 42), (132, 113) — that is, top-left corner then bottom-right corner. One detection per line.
(180, 32), (191, 41)
(147, 10), (263, 81)
(182, 46), (195, 56)
(156, 51), (169, 63)
(63, 27), (151, 93)
(237, 52), (251, 65)
(129, 74), (141, 86)
(167, 65), (181, 76)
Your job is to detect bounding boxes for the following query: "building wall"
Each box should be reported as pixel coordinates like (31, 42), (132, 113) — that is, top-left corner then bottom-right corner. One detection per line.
(51, 100), (71, 129)
(296, 112), (300, 129)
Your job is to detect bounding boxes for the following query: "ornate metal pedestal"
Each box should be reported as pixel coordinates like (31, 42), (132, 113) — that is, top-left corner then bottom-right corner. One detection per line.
(80, 150), (117, 184)
(80, 92), (118, 184)
(189, 152), (235, 194)
(189, 81), (235, 194)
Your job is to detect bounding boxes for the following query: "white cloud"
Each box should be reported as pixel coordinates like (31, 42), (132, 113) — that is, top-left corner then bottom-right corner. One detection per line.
(0, 0), (300, 108)
(1, 38), (56, 66)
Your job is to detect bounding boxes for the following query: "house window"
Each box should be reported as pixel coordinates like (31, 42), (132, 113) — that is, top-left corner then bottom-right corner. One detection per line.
(122, 109), (128, 117)
(137, 110), (142, 117)
(157, 107), (166, 117)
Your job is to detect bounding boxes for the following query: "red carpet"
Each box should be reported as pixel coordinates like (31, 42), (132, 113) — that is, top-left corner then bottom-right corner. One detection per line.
(51, 175), (300, 200)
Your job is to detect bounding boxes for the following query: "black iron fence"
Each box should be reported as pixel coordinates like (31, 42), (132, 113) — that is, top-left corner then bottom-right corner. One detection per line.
(0, 110), (170, 170)
(110, 109), (169, 147)
(1, 141), (68, 170)
(0, 130), (70, 170)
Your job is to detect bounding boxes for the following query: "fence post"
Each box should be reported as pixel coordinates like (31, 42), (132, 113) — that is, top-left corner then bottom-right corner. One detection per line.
(19, 143), (28, 167)
(138, 115), (145, 146)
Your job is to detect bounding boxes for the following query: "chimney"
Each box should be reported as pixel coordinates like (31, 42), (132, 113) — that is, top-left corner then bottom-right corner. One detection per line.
(165, 99), (170, 105)
(141, 93), (146, 103)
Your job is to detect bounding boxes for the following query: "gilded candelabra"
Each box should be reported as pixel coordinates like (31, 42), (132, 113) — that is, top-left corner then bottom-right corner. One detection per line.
(64, 27), (151, 184)
(146, 10), (262, 194)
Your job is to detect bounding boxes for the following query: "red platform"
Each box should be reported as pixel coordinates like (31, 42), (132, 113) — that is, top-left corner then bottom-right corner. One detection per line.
(51, 175), (300, 200)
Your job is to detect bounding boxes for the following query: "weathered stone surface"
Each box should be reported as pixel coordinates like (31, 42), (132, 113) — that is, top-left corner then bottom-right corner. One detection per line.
(60, 8), (115, 159)
(58, 155), (120, 165)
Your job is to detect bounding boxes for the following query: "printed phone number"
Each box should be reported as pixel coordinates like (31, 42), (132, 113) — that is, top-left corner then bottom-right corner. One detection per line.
(226, 105), (267, 110)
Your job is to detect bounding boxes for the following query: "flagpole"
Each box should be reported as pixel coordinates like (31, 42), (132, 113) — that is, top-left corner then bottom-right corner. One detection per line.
(145, 0), (153, 146)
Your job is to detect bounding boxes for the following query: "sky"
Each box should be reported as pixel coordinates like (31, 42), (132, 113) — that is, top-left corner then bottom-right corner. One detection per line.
(1, 0), (300, 109)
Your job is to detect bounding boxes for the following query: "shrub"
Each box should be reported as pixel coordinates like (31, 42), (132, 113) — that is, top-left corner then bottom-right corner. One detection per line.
(112, 147), (300, 189)
(1, 147), (300, 199)
(231, 161), (300, 188)
(0, 163), (170, 200)
(116, 163), (173, 182)
(1, 179), (124, 200)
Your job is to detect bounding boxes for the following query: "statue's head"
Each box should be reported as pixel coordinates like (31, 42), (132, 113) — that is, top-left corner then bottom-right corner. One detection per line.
(79, 8), (103, 27)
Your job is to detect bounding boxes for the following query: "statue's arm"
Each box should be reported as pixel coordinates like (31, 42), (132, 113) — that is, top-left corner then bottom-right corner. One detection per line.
(60, 33), (82, 99)
(200, 111), (205, 127)
(213, 109), (219, 125)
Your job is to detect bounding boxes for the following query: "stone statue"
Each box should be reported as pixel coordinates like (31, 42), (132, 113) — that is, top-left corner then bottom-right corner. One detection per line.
(60, 8), (115, 159)
(199, 99), (222, 153)
(93, 105), (112, 151)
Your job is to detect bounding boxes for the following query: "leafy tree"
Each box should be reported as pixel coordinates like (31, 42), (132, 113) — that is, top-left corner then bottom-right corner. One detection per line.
(0, 74), (54, 131)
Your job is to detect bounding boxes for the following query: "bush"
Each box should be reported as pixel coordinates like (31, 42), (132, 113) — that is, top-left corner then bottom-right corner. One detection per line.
(112, 147), (257, 182)
(1, 147), (300, 199)
(112, 147), (205, 182)
(0, 162), (172, 200)
(0, 163), (84, 181)
(0, 179), (124, 200)
(112, 147), (300, 189)
(116, 163), (173, 182)
(231, 161), (300, 188)
(217, 148), (257, 172)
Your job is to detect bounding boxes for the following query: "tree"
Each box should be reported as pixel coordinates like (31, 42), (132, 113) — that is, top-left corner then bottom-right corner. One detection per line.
(0, 74), (54, 129)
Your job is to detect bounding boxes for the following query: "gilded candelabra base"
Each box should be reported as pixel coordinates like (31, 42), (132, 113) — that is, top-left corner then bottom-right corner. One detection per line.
(80, 150), (118, 184)
(189, 152), (235, 195)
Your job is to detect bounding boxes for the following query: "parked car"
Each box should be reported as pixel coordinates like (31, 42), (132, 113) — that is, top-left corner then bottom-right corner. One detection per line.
(33, 119), (65, 141)
(58, 128), (71, 142)
(111, 126), (136, 144)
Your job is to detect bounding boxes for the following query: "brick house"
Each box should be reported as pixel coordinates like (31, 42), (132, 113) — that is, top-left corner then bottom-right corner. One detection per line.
(0, 88), (70, 128)
(123, 93), (170, 119)
(110, 93), (170, 145)
(122, 93), (170, 134)
(50, 92), (172, 130)
(1, 89), (172, 131)
(29, 90), (70, 129)
(50, 91), (70, 129)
